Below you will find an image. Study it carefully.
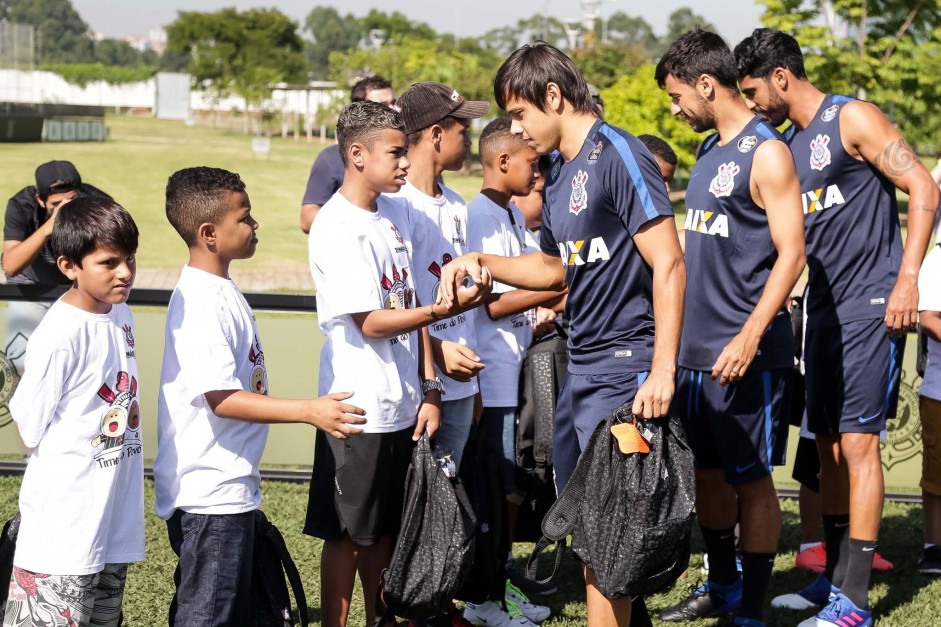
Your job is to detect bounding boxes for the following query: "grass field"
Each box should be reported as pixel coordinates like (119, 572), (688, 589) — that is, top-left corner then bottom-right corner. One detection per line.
(1, 474), (937, 626)
(0, 115), (485, 276)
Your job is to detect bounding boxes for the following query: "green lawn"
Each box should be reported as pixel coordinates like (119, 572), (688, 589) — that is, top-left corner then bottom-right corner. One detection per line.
(0, 115), (484, 277)
(1, 474), (937, 626)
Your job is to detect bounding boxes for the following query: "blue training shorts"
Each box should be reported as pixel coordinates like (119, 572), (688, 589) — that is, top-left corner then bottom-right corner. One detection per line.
(673, 366), (791, 484)
(552, 369), (647, 494)
(805, 318), (904, 435)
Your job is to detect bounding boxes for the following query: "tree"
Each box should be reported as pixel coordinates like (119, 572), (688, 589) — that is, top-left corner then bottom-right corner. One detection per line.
(480, 13), (569, 55)
(664, 7), (717, 43)
(6, 0), (95, 63)
(604, 64), (705, 170)
(603, 11), (659, 57)
(303, 6), (361, 79)
(359, 9), (437, 42)
(94, 39), (146, 67)
(757, 0), (941, 153)
(571, 43), (648, 89)
(166, 8), (306, 115)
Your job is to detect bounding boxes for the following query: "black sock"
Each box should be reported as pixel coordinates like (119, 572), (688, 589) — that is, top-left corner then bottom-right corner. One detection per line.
(701, 526), (739, 586)
(738, 552), (775, 621)
(840, 538), (876, 609)
(822, 513), (850, 584)
(629, 596), (652, 627)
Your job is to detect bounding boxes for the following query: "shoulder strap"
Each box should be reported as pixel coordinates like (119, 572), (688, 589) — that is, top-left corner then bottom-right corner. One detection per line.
(260, 515), (309, 627)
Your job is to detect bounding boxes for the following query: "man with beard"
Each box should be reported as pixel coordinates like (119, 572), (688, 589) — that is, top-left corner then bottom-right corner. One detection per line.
(735, 28), (939, 627)
(655, 30), (806, 627)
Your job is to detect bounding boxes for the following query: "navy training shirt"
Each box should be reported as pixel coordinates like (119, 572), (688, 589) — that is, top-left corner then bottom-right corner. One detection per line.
(786, 94), (902, 328)
(540, 119), (675, 374)
(680, 116), (794, 371)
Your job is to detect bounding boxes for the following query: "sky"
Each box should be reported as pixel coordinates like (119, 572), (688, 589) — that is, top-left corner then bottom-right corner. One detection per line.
(71, 0), (765, 46)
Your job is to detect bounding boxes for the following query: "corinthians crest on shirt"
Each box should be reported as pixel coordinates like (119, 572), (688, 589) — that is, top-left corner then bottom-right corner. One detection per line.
(809, 134), (832, 171)
(570, 170), (589, 215)
(381, 264), (413, 344)
(709, 161), (740, 198)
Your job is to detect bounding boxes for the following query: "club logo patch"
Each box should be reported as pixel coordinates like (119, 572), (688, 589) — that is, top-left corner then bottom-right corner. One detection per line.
(737, 136), (758, 153)
(391, 224), (404, 245)
(821, 105), (839, 122)
(570, 170), (589, 215)
(708, 162), (740, 198)
(809, 134), (832, 171)
(587, 141), (603, 164)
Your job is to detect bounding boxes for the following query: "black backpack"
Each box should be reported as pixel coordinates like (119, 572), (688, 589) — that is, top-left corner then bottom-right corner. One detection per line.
(455, 438), (509, 604)
(515, 328), (568, 542)
(377, 434), (477, 622)
(529, 407), (696, 599)
(250, 510), (308, 627)
(0, 513), (21, 623)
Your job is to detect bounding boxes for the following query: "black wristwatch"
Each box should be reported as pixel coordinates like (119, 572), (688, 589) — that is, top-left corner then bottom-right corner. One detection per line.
(421, 377), (445, 396)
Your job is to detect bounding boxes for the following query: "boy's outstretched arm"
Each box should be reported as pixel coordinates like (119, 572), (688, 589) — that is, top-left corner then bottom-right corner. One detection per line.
(204, 390), (367, 440)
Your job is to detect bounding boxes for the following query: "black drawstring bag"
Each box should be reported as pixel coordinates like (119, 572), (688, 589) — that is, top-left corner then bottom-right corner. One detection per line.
(528, 406), (696, 599)
(376, 433), (477, 623)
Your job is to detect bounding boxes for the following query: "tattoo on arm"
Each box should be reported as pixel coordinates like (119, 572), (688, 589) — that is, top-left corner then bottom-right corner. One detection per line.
(872, 138), (916, 179)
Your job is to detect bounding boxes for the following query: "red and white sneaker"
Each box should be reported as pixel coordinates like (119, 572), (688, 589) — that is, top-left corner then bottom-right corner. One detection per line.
(794, 543), (894, 573)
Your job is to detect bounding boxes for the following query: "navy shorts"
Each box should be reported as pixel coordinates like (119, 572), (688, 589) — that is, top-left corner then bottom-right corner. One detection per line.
(805, 318), (904, 435)
(552, 369), (647, 494)
(673, 367), (791, 484)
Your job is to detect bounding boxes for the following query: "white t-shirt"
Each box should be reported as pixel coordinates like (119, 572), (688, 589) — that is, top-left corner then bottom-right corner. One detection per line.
(310, 192), (421, 433)
(467, 194), (538, 407)
(919, 245), (941, 401)
(390, 180), (478, 400)
(10, 299), (144, 575)
(153, 266), (270, 520)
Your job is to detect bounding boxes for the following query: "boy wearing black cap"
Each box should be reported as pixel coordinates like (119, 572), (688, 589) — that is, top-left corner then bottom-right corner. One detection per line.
(3, 161), (111, 286)
(392, 82), (489, 474)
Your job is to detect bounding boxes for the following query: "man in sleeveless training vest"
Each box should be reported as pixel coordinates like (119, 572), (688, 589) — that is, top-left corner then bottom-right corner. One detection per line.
(655, 31), (806, 627)
(735, 29), (939, 627)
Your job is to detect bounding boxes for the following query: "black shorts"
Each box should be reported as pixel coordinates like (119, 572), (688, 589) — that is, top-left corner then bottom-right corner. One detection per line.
(304, 426), (414, 546)
(673, 367), (791, 484)
(791, 435), (820, 492)
(805, 318), (905, 435)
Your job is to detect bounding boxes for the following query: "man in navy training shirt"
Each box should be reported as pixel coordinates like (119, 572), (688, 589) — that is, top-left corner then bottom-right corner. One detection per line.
(437, 42), (686, 627)
(655, 30), (806, 627)
(735, 28), (939, 627)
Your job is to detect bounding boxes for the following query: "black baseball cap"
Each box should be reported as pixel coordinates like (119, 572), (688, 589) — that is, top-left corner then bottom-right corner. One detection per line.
(398, 82), (489, 135)
(35, 160), (82, 198)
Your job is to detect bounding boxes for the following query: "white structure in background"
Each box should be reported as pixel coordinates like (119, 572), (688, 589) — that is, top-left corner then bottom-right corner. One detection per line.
(0, 69), (345, 129)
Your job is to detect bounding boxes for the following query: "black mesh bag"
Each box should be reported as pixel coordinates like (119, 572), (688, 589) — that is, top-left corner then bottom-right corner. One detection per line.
(529, 405), (696, 599)
(377, 434), (477, 622)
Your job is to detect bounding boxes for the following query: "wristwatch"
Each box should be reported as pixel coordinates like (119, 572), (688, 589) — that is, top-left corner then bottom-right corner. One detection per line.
(421, 377), (445, 396)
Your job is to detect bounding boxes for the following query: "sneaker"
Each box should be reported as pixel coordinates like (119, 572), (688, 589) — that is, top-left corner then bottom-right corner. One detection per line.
(505, 558), (558, 596)
(463, 600), (537, 626)
(918, 544), (941, 575)
(506, 581), (551, 623)
(795, 544), (827, 573)
(771, 574), (837, 610)
(794, 543), (893, 573)
(797, 592), (872, 627)
(659, 577), (742, 621)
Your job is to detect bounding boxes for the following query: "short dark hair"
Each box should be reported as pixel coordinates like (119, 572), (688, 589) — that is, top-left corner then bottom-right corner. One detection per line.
(734, 28), (807, 80)
(165, 167), (246, 247)
(336, 101), (404, 166)
(479, 116), (529, 166)
(51, 195), (138, 267)
(638, 135), (678, 167)
(494, 41), (595, 115)
(406, 115), (461, 147)
(655, 29), (739, 91)
(351, 75), (393, 102)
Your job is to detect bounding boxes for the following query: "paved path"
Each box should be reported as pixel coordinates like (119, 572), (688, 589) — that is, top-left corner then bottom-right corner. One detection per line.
(135, 268), (314, 293)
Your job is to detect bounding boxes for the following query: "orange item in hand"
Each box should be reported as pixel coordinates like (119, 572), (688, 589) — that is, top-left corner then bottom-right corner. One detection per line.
(611, 422), (650, 454)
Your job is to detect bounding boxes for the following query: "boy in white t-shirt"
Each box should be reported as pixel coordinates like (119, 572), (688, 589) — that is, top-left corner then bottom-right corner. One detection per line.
(918, 243), (941, 574)
(3, 196), (142, 627)
(305, 101), (490, 627)
(465, 117), (567, 623)
(393, 81), (490, 471)
(153, 167), (368, 627)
